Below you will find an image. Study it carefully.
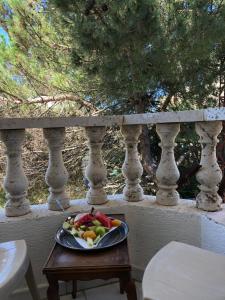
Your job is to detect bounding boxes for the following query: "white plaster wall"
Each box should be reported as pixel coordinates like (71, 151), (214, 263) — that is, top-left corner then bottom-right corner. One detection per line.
(125, 200), (202, 272)
(1, 195), (225, 300)
(201, 216), (225, 255)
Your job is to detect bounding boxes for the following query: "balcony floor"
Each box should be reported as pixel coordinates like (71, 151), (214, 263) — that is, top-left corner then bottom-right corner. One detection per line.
(55, 281), (142, 300)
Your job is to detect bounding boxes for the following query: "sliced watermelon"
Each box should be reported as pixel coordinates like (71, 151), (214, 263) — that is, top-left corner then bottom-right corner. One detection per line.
(95, 211), (112, 228)
(77, 213), (95, 225)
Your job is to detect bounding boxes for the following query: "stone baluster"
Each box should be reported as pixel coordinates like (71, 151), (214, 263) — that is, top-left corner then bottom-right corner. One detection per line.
(156, 123), (180, 206)
(85, 126), (107, 204)
(44, 128), (70, 211)
(195, 121), (222, 211)
(0, 129), (30, 216)
(121, 125), (144, 202)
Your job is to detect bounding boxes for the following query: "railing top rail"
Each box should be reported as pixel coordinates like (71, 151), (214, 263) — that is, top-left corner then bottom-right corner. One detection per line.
(0, 108), (224, 129)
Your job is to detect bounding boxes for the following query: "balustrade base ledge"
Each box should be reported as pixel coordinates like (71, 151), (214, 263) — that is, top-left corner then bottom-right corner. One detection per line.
(0, 194), (225, 227)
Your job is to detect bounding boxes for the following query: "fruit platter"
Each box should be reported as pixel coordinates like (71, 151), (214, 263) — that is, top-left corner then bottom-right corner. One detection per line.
(55, 209), (128, 251)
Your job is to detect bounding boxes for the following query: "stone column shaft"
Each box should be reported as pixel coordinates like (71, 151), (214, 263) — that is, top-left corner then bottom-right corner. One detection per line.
(0, 129), (30, 216)
(121, 125), (144, 202)
(156, 123), (180, 206)
(195, 121), (222, 211)
(44, 127), (70, 211)
(85, 126), (107, 204)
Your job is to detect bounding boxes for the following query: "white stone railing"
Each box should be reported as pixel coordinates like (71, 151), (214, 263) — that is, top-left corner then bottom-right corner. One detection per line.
(0, 107), (225, 217)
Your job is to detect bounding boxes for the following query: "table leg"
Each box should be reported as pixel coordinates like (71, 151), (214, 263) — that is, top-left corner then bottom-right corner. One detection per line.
(125, 280), (137, 300)
(46, 276), (60, 300)
(119, 278), (125, 294)
(123, 274), (137, 300)
(72, 280), (77, 299)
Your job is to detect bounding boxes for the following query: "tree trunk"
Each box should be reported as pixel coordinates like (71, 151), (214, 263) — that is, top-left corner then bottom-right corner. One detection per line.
(217, 62), (225, 201)
(177, 164), (201, 189)
(161, 93), (173, 111)
(134, 92), (174, 177)
(135, 99), (154, 177)
(217, 121), (225, 201)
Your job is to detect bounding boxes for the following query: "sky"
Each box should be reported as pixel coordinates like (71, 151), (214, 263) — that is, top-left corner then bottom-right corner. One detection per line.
(0, 27), (10, 44)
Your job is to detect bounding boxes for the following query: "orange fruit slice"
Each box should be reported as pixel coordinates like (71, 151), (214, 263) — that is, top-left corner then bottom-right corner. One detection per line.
(83, 231), (97, 240)
(111, 219), (122, 227)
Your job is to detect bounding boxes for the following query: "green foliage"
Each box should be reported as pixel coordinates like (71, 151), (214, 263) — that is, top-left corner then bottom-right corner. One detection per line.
(53, 0), (225, 110)
(2, 0), (225, 112)
(0, 187), (5, 207)
(0, 0), (93, 116)
(176, 123), (201, 198)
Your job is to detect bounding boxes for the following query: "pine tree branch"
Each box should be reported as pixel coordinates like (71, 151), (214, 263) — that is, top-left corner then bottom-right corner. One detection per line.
(27, 93), (95, 109)
(0, 93), (99, 112)
(0, 89), (23, 103)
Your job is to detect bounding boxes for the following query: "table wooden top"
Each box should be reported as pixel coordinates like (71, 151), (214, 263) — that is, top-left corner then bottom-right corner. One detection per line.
(43, 214), (131, 274)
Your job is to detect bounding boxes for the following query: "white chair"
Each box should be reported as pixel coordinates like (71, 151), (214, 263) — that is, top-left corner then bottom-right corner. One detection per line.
(142, 241), (225, 300)
(0, 240), (40, 300)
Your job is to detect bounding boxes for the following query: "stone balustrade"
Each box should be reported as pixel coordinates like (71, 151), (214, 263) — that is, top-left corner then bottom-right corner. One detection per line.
(195, 121), (223, 211)
(121, 125), (144, 202)
(0, 108), (225, 216)
(85, 126), (108, 205)
(43, 128), (70, 211)
(156, 123), (180, 206)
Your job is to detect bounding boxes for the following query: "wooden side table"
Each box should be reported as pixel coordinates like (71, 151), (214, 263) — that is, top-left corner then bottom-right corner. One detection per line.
(43, 214), (137, 300)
